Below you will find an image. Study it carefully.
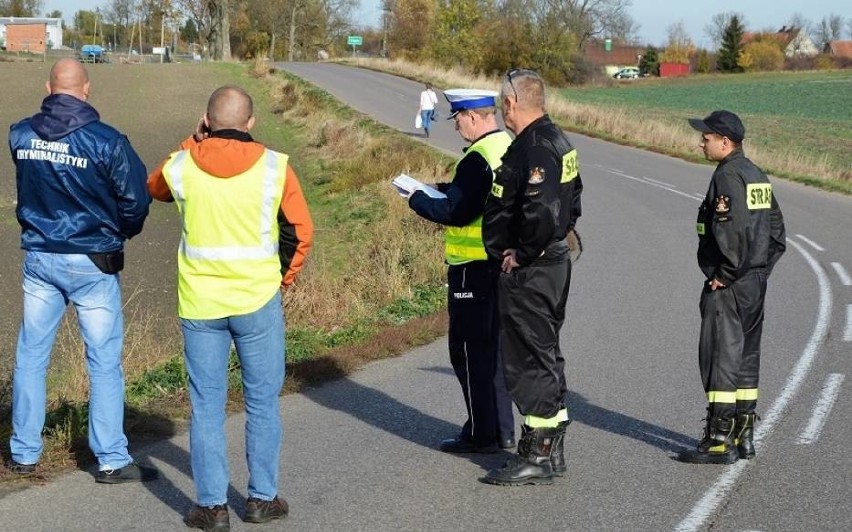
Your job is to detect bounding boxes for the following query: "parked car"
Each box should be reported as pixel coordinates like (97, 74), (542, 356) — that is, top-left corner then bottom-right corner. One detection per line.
(613, 67), (640, 79)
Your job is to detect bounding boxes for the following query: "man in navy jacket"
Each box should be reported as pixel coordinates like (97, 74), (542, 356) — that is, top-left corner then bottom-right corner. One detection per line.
(7, 58), (156, 483)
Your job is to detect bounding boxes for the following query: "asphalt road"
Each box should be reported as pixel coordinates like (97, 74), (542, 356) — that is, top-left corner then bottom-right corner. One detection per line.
(2, 63), (850, 532)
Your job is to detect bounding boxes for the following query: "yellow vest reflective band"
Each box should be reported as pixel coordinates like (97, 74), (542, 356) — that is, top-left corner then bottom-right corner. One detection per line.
(445, 131), (512, 265)
(162, 148), (288, 319)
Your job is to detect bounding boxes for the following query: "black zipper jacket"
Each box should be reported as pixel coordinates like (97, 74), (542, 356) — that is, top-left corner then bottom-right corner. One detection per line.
(482, 115), (583, 266)
(697, 149), (786, 284)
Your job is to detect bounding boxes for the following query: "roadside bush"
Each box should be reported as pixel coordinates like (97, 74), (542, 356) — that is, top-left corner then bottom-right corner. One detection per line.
(563, 54), (603, 86)
(785, 55), (816, 70)
(740, 41), (785, 72)
(814, 54), (837, 70)
(695, 50), (712, 73)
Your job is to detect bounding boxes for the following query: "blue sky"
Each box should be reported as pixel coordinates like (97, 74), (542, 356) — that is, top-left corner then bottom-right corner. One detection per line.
(44, 0), (851, 48)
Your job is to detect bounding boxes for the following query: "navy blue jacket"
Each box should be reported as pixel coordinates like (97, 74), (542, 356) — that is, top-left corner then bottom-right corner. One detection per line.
(9, 93), (150, 253)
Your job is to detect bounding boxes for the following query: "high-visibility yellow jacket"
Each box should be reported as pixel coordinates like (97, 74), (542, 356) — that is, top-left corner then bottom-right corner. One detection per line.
(444, 131), (511, 264)
(150, 134), (313, 320)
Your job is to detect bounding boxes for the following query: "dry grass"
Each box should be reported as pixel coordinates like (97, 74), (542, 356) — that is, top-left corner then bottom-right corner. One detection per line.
(344, 57), (850, 189)
(35, 283), (181, 407)
(263, 72), (448, 330)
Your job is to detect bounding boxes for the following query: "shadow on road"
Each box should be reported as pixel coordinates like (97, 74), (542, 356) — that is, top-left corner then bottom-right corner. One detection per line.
(125, 405), (245, 520)
(422, 366), (695, 454)
(567, 391), (696, 454)
(301, 367), (511, 472)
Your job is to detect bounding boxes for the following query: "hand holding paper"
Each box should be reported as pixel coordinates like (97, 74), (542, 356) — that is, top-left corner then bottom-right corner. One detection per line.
(392, 173), (446, 199)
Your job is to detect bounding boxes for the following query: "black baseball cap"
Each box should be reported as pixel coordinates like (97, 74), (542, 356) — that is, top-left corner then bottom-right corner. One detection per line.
(688, 110), (745, 143)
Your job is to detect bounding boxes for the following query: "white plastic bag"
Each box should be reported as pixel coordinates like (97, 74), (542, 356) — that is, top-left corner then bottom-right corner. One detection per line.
(415, 112), (422, 129)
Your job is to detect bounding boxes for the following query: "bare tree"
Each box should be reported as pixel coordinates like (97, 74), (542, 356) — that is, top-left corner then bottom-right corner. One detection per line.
(175, 0), (229, 59)
(847, 17), (852, 39)
(608, 11), (640, 44)
(659, 19), (694, 63)
(814, 13), (844, 49)
(543, 0), (635, 49)
(704, 11), (745, 49)
(785, 12), (812, 36)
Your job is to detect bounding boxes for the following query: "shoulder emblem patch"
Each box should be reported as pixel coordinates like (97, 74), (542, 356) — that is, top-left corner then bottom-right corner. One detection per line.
(714, 195), (731, 215)
(528, 167), (545, 185)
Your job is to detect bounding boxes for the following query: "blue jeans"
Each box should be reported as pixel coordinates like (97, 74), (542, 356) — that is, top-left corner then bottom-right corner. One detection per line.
(421, 109), (434, 134)
(181, 291), (286, 506)
(11, 251), (132, 470)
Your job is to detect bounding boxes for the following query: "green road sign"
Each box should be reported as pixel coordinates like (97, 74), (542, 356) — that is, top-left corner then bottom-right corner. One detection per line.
(347, 35), (363, 46)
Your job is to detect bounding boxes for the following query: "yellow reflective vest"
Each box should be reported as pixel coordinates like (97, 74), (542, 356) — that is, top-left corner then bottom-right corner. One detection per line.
(445, 131), (512, 265)
(162, 149), (287, 319)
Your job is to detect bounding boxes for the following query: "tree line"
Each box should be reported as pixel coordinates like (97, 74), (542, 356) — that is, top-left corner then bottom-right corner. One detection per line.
(0, 0), (356, 62)
(3, 1), (849, 77)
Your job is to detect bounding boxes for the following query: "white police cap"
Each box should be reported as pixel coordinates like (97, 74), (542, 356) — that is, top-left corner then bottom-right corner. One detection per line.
(444, 88), (499, 119)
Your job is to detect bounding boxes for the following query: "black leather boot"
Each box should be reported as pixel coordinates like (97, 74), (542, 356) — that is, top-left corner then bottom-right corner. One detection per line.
(678, 415), (738, 465)
(551, 419), (571, 477)
(481, 425), (557, 486)
(735, 413), (757, 459)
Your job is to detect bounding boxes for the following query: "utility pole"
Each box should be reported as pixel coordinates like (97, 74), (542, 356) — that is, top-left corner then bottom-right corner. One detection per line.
(160, 11), (165, 63)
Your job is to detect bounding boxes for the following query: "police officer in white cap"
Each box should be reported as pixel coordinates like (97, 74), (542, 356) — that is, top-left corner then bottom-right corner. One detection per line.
(407, 88), (516, 454)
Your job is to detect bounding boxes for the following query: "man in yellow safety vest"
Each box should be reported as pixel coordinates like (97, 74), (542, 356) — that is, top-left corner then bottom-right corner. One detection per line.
(148, 85), (313, 530)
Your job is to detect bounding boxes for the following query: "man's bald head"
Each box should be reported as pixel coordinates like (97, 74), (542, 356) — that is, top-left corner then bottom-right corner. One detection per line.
(206, 86), (254, 132)
(47, 58), (90, 100)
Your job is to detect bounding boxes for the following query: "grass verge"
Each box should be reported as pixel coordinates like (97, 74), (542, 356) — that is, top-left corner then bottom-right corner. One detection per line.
(341, 57), (852, 194)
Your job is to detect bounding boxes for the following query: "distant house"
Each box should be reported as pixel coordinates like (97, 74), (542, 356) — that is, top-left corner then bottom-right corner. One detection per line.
(583, 40), (646, 76)
(742, 26), (819, 58)
(824, 40), (852, 59)
(0, 17), (63, 52)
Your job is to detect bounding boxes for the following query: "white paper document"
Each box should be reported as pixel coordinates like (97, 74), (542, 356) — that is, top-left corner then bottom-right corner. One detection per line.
(391, 173), (446, 199)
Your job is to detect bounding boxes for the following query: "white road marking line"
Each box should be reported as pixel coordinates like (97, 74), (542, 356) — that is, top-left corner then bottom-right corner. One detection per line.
(830, 262), (852, 286)
(796, 373), (845, 445)
(795, 234), (825, 252)
(606, 169), (700, 201)
(674, 238), (832, 532)
(643, 177), (675, 188)
(845, 305), (852, 342)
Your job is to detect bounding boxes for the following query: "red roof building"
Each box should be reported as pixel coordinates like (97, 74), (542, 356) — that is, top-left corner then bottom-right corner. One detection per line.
(825, 40), (852, 58)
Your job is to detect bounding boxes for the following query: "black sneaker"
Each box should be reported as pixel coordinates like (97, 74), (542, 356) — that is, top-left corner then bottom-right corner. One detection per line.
(7, 461), (37, 475)
(244, 496), (289, 523)
(184, 504), (230, 531)
(95, 462), (158, 484)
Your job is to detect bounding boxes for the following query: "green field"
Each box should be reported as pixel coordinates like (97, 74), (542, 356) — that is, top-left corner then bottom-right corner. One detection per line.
(558, 71), (852, 178)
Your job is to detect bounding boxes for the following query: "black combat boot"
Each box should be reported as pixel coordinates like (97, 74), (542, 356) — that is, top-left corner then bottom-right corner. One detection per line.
(551, 419), (571, 477)
(481, 425), (557, 486)
(678, 414), (738, 465)
(735, 413), (758, 459)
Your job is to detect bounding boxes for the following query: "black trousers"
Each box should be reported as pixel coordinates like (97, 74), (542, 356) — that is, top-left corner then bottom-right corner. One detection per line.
(698, 270), (767, 417)
(447, 261), (515, 444)
(497, 243), (571, 419)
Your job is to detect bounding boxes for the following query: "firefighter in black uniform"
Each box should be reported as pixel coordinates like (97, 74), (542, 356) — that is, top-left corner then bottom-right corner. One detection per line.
(408, 89), (516, 453)
(679, 110), (786, 464)
(480, 70), (583, 486)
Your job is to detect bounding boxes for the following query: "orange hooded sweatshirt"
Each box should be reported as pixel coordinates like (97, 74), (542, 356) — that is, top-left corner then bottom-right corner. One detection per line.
(147, 133), (313, 287)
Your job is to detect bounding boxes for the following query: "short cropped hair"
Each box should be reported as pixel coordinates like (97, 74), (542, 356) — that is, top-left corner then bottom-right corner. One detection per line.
(501, 69), (545, 110)
(207, 85), (254, 130)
